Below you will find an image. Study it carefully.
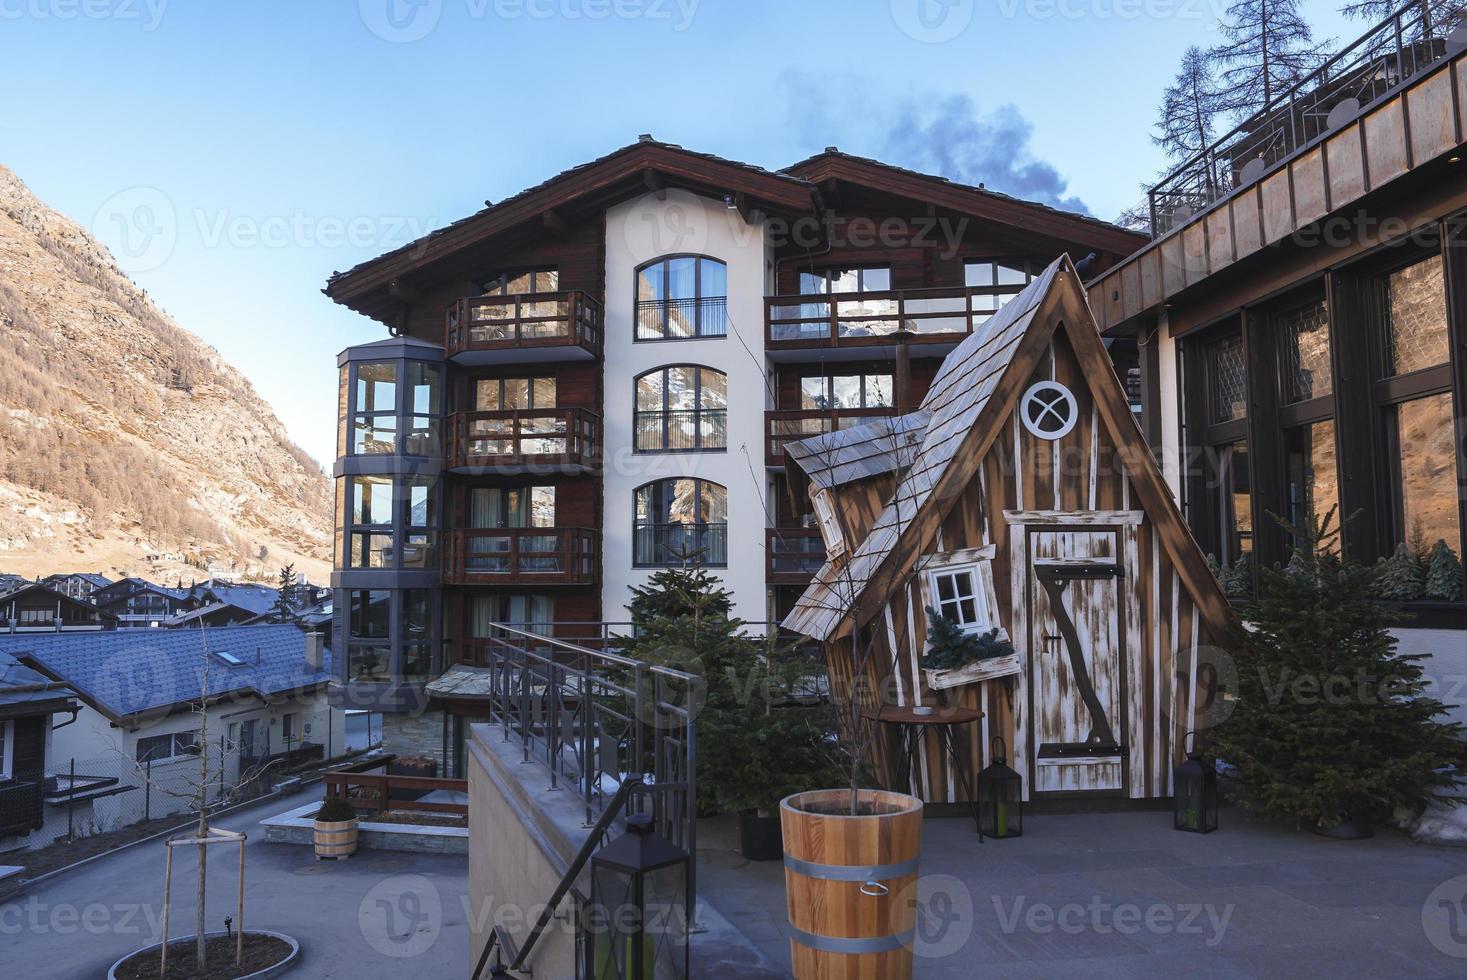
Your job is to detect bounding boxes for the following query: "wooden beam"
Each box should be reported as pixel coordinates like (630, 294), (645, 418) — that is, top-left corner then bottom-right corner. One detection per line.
(643, 168), (667, 201)
(543, 208), (568, 238)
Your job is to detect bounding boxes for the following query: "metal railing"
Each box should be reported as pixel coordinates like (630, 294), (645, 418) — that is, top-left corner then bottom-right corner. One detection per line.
(632, 408), (728, 452)
(634, 296), (728, 339)
(632, 522), (728, 567)
(766, 407), (899, 465)
(1147, 0), (1467, 234)
(767, 527), (827, 582)
(443, 527), (599, 585)
(766, 285), (1018, 348)
(476, 623), (700, 890)
(445, 290), (602, 358)
(448, 408), (600, 472)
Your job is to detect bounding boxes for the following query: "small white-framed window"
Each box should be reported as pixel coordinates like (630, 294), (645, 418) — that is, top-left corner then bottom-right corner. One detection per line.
(0, 720), (12, 781)
(930, 566), (986, 631)
(810, 488), (845, 560)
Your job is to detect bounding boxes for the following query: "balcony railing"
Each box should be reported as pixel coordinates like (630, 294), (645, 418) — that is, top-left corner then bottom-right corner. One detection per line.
(634, 296), (728, 340)
(767, 527), (826, 584)
(448, 408), (600, 473)
(443, 527), (599, 585)
(633, 522), (728, 567)
(766, 286), (1016, 351)
(632, 408), (729, 452)
(445, 290), (602, 359)
(1147, 0), (1465, 234)
(766, 407), (900, 465)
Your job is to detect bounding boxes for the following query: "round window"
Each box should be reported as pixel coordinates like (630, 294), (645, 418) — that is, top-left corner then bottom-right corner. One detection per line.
(1020, 381), (1079, 441)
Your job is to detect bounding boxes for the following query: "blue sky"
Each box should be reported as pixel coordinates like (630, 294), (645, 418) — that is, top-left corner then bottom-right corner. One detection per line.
(2, 0), (1354, 465)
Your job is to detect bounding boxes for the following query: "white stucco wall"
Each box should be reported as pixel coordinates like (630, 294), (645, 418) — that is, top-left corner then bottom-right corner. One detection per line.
(601, 190), (773, 624)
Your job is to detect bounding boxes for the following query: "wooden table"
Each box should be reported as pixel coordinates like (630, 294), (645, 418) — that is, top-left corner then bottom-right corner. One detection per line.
(865, 704), (984, 803)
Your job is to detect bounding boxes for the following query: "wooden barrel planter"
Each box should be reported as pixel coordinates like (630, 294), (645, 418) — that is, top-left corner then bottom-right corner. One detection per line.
(780, 789), (923, 979)
(313, 817), (359, 859)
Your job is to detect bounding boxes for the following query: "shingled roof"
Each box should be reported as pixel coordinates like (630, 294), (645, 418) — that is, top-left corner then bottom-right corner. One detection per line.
(0, 625), (331, 726)
(785, 411), (931, 493)
(783, 260), (1061, 641)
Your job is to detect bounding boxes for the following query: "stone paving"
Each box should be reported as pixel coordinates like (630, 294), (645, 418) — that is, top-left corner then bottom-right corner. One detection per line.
(698, 808), (1467, 978)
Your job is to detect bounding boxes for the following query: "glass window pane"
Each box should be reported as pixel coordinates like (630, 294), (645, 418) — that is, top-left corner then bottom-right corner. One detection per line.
(476, 380), (501, 411)
(1222, 442), (1252, 563)
(801, 377), (828, 409)
(531, 486), (556, 528)
(667, 257), (698, 300)
(860, 267), (891, 291)
(636, 371), (664, 411)
(637, 263), (664, 303)
(502, 378), (529, 410)
(1383, 256), (1449, 376)
(700, 259), (727, 297)
(965, 262), (995, 287)
(352, 475), (394, 526)
(996, 263), (1028, 286)
(799, 271), (830, 295)
(701, 481), (728, 524)
(1395, 394), (1461, 552)
(865, 375), (893, 407)
(831, 376), (861, 409)
(355, 362), (396, 414)
(1210, 336), (1247, 424)
(666, 366), (698, 410)
(700, 369), (727, 409)
(1286, 420), (1338, 536)
(532, 377), (557, 408)
(408, 478), (437, 528)
(537, 269), (559, 291)
(1280, 301), (1332, 403)
(350, 590), (390, 638)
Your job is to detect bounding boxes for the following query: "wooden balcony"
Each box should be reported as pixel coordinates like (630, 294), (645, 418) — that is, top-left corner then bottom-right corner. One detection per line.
(766, 408), (899, 466)
(445, 291), (602, 364)
(767, 527), (826, 584)
(443, 527), (599, 586)
(765, 286), (1017, 361)
(447, 408), (600, 474)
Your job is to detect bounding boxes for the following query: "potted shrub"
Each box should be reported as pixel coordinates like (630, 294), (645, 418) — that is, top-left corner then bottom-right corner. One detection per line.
(1211, 511), (1467, 839)
(920, 608), (1020, 691)
(313, 797), (359, 859)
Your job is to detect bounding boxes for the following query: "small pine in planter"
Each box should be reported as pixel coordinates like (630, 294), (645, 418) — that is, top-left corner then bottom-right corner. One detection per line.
(313, 797), (359, 860)
(1424, 539), (1464, 602)
(921, 608), (1014, 671)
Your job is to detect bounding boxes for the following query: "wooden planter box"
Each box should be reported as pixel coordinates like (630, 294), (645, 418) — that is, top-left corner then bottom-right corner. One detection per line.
(923, 654), (1022, 691)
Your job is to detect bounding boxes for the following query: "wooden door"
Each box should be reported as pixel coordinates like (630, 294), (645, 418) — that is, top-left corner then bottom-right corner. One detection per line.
(1026, 528), (1127, 794)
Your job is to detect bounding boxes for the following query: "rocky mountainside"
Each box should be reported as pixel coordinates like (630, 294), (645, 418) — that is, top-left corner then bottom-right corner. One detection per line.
(0, 165), (331, 585)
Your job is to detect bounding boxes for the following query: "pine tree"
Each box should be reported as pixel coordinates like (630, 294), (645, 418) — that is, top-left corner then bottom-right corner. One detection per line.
(1211, 0), (1328, 118)
(1375, 542), (1426, 601)
(1424, 539), (1465, 601)
(270, 563), (301, 624)
(1210, 513), (1467, 828)
(1155, 46), (1227, 162)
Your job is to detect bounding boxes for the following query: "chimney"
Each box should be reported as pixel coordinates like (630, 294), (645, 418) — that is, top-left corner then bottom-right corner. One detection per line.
(305, 632), (324, 672)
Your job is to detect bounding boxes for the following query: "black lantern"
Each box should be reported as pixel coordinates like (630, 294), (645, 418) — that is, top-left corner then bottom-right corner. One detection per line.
(589, 813), (690, 979)
(1173, 732), (1219, 833)
(975, 736), (1023, 840)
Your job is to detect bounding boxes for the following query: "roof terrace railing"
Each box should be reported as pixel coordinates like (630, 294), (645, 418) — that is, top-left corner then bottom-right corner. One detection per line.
(1147, 0), (1467, 235)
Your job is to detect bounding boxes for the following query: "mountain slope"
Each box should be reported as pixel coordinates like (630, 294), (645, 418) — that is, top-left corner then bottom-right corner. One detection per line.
(0, 165), (331, 584)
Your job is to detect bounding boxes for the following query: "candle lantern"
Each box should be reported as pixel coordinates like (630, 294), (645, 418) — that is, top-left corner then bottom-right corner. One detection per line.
(975, 736), (1023, 840)
(588, 812), (690, 979)
(1173, 732), (1219, 833)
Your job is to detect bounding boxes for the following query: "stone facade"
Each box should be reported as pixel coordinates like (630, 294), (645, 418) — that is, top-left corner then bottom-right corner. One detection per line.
(382, 709), (447, 774)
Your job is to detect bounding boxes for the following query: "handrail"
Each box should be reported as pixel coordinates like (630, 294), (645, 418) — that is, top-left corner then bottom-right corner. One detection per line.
(765, 283), (1018, 346)
(1146, 0), (1464, 232)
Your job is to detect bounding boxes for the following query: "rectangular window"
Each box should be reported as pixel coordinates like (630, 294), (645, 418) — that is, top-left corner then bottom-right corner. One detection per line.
(476, 377), (556, 411)
(1209, 335), (1247, 424)
(482, 269), (558, 295)
(136, 731), (198, 764)
(1285, 420), (1339, 535)
(1381, 256), (1449, 376)
(925, 564), (992, 633)
(1220, 442), (1253, 563)
(799, 374), (895, 410)
(1279, 300), (1332, 403)
(964, 260), (1031, 288)
(1392, 393), (1461, 554)
(800, 267), (892, 294)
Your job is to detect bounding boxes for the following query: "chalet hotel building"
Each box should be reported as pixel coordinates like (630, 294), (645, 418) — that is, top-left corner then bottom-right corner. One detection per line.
(323, 138), (1146, 766)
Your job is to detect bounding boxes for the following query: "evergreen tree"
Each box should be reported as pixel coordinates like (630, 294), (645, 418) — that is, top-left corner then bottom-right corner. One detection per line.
(1211, 512), (1467, 828)
(270, 563), (301, 624)
(1424, 539), (1465, 601)
(1155, 46), (1227, 162)
(1211, 0), (1328, 118)
(621, 566), (843, 816)
(1375, 542), (1425, 601)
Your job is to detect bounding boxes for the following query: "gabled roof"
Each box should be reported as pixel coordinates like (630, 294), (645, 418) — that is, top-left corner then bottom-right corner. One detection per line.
(42, 573), (112, 589)
(94, 577), (189, 601)
(194, 582), (280, 616)
(0, 651), (76, 718)
(783, 255), (1237, 646)
(0, 625), (331, 726)
(0, 583), (118, 623)
(783, 150), (1148, 257)
(786, 411), (931, 493)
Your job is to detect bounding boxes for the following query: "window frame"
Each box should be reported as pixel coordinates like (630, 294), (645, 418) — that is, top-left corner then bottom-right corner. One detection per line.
(632, 478), (729, 567)
(135, 730), (198, 766)
(633, 364), (729, 453)
(634, 254), (729, 341)
(797, 265), (893, 295)
(914, 546), (1005, 641)
(480, 268), (559, 296)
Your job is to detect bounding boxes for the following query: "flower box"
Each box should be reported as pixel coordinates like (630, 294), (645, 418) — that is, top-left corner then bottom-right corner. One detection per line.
(923, 654), (1022, 691)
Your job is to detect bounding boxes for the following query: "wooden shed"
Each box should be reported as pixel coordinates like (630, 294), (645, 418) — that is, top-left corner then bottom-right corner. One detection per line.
(782, 256), (1240, 804)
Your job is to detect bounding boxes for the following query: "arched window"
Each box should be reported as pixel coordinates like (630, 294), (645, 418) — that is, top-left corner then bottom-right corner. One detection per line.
(635, 255), (728, 340)
(634, 365), (728, 452)
(633, 479), (728, 567)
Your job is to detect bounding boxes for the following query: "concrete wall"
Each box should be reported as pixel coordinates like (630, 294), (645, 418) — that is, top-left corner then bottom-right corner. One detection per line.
(601, 190), (773, 624)
(467, 722), (587, 980)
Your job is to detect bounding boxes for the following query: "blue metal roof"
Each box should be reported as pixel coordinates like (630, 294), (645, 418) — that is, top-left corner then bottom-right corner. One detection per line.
(0, 625), (332, 723)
